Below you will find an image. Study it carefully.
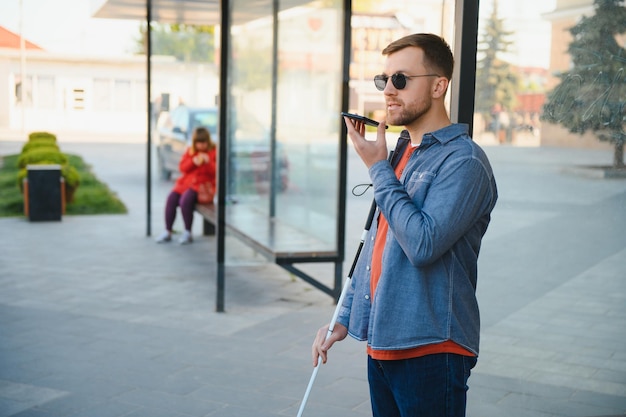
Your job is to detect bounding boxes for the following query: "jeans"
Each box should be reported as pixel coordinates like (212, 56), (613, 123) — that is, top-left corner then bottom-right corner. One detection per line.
(368, 353), (477, 417)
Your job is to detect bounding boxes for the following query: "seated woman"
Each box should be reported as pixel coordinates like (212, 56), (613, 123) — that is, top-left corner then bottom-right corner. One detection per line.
(156, 127), (216, 244)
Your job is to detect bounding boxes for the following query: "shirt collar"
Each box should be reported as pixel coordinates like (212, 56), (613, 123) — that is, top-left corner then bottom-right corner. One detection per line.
(399, 123), (469, 146)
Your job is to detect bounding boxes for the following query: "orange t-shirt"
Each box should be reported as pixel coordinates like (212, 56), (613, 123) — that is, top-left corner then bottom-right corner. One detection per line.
(367, 143), (474, 360)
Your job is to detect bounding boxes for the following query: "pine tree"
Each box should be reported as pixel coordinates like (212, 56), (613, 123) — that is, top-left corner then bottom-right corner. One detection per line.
(475, 0), (520, 127)
(542, 0), (626, 168)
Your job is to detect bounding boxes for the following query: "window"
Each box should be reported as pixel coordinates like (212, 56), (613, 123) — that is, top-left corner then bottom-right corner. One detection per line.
(14, 75), (33, 107)
(36, 76), (56, 109)
(113, 79), (132, 111)
(93, 79), (111, 111)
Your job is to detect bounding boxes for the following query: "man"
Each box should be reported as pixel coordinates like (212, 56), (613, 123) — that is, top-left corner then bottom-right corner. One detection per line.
(311, 33), (498, 417)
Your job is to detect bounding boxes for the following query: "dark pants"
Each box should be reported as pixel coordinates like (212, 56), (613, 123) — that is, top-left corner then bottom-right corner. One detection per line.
(165, 189), (197, 232)
(368, 353), (477, 417)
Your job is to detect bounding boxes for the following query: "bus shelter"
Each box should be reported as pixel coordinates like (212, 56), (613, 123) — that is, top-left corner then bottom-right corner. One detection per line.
(93, 0), (479, 312)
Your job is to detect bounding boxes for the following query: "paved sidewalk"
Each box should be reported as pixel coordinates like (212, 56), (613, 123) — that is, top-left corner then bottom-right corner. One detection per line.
(1, 137), (625, 417)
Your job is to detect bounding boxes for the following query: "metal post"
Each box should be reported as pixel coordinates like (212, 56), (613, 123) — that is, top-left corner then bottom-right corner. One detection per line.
(450, 0), (480, 135)
(146, 0), (153, 236)
(334, 0), (352, 301)
(269, 0), (279, 217)
(216, 0), (230, 312)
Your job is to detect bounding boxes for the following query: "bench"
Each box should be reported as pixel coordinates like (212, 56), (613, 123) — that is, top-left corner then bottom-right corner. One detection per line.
(195, 203), (344, 308)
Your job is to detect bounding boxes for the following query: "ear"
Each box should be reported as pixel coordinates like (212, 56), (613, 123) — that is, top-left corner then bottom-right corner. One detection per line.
(432, 77), (449, 99)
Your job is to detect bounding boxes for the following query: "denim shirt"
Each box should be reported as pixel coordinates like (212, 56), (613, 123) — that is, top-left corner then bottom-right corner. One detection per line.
(337, 124), (498, 355)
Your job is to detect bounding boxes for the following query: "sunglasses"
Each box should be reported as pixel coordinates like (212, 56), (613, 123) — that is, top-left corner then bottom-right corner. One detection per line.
(374, 73), (439, 91)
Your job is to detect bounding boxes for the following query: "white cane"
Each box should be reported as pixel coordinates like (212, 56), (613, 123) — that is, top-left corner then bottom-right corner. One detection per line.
(296, 195), (379, 417)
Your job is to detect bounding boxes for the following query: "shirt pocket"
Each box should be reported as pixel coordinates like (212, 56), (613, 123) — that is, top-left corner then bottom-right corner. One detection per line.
(405, 170), (436, 200)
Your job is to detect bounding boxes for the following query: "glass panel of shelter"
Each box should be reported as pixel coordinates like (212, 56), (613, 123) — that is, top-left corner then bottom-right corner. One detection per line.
(227, 0), (344, 253)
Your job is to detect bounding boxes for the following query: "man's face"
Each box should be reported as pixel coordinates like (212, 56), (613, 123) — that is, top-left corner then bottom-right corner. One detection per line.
(382, 47), (437, 127)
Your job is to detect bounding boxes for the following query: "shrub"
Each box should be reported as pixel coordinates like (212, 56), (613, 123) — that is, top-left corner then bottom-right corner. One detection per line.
(15, 140), (80, 203)
(17, 148), (68, 169)
(1, 152), (126, 217)
(61, 165), (80, 189)
(65, 153), (89, 171)
(18, 163), (81, 188)
(65, 186), (126, 215)
(28, 131), (57, 142)
(0, 155), (19, 187)
(21, 139), (59, 154)
(0, 191), (23, 215)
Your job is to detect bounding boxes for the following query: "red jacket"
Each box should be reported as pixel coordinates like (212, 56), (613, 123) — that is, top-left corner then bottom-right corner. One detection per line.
(172, 147), (216, 194)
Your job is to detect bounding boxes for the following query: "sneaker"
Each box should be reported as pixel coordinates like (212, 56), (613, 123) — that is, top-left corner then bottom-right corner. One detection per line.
(179, 230), (193, 245)
(155, 231), (172, 243)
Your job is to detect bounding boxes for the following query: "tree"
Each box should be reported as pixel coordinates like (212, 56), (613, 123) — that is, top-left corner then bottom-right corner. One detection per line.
(542, 0), (626, 168)
(474, 1), (520, 124)
(232, 43), (273, 92)
(135, 23), (215, 63)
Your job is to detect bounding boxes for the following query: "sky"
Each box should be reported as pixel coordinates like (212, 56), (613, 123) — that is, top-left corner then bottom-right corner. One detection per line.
(0, 0), (557, 67)
(0, 0), (141, 55)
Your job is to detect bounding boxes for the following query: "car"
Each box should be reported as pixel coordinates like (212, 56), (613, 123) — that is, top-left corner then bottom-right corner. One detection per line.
(156, 105), (289, 193)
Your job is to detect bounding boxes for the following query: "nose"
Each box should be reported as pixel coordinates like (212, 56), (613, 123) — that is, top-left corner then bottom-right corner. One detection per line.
(383, 78), (396, 95)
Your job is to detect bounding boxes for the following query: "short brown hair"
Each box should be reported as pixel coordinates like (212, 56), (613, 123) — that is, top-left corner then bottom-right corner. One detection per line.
(382, 33), (454, 81)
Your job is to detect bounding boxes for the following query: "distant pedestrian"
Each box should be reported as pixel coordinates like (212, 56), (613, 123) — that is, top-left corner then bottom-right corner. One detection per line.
(156, 127), (216, 245)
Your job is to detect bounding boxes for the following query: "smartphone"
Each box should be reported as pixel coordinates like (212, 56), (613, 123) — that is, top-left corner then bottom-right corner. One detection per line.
(341, 112), (388, 129)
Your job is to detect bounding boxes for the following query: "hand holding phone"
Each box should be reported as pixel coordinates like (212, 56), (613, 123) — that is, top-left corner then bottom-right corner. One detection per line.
(341, 112), (388, 129)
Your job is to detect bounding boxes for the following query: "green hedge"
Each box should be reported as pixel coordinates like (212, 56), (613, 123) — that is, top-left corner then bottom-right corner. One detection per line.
(28, 131), (57, 142)
(17, 148), (68, 169)
(0, 150), (127, 217)
(21, 138), (59, 154)
(15, 137), (80, 204)
(0, 131), (127, 216)
(0, 155), (23, 214)
(17, 164), (80, 192)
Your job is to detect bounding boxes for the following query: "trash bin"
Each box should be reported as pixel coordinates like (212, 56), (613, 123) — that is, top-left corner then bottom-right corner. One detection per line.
(25, 164), (63, 222)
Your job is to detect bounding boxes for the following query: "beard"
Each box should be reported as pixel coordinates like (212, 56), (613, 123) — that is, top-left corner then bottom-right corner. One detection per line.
(387, 98), (432, 126)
